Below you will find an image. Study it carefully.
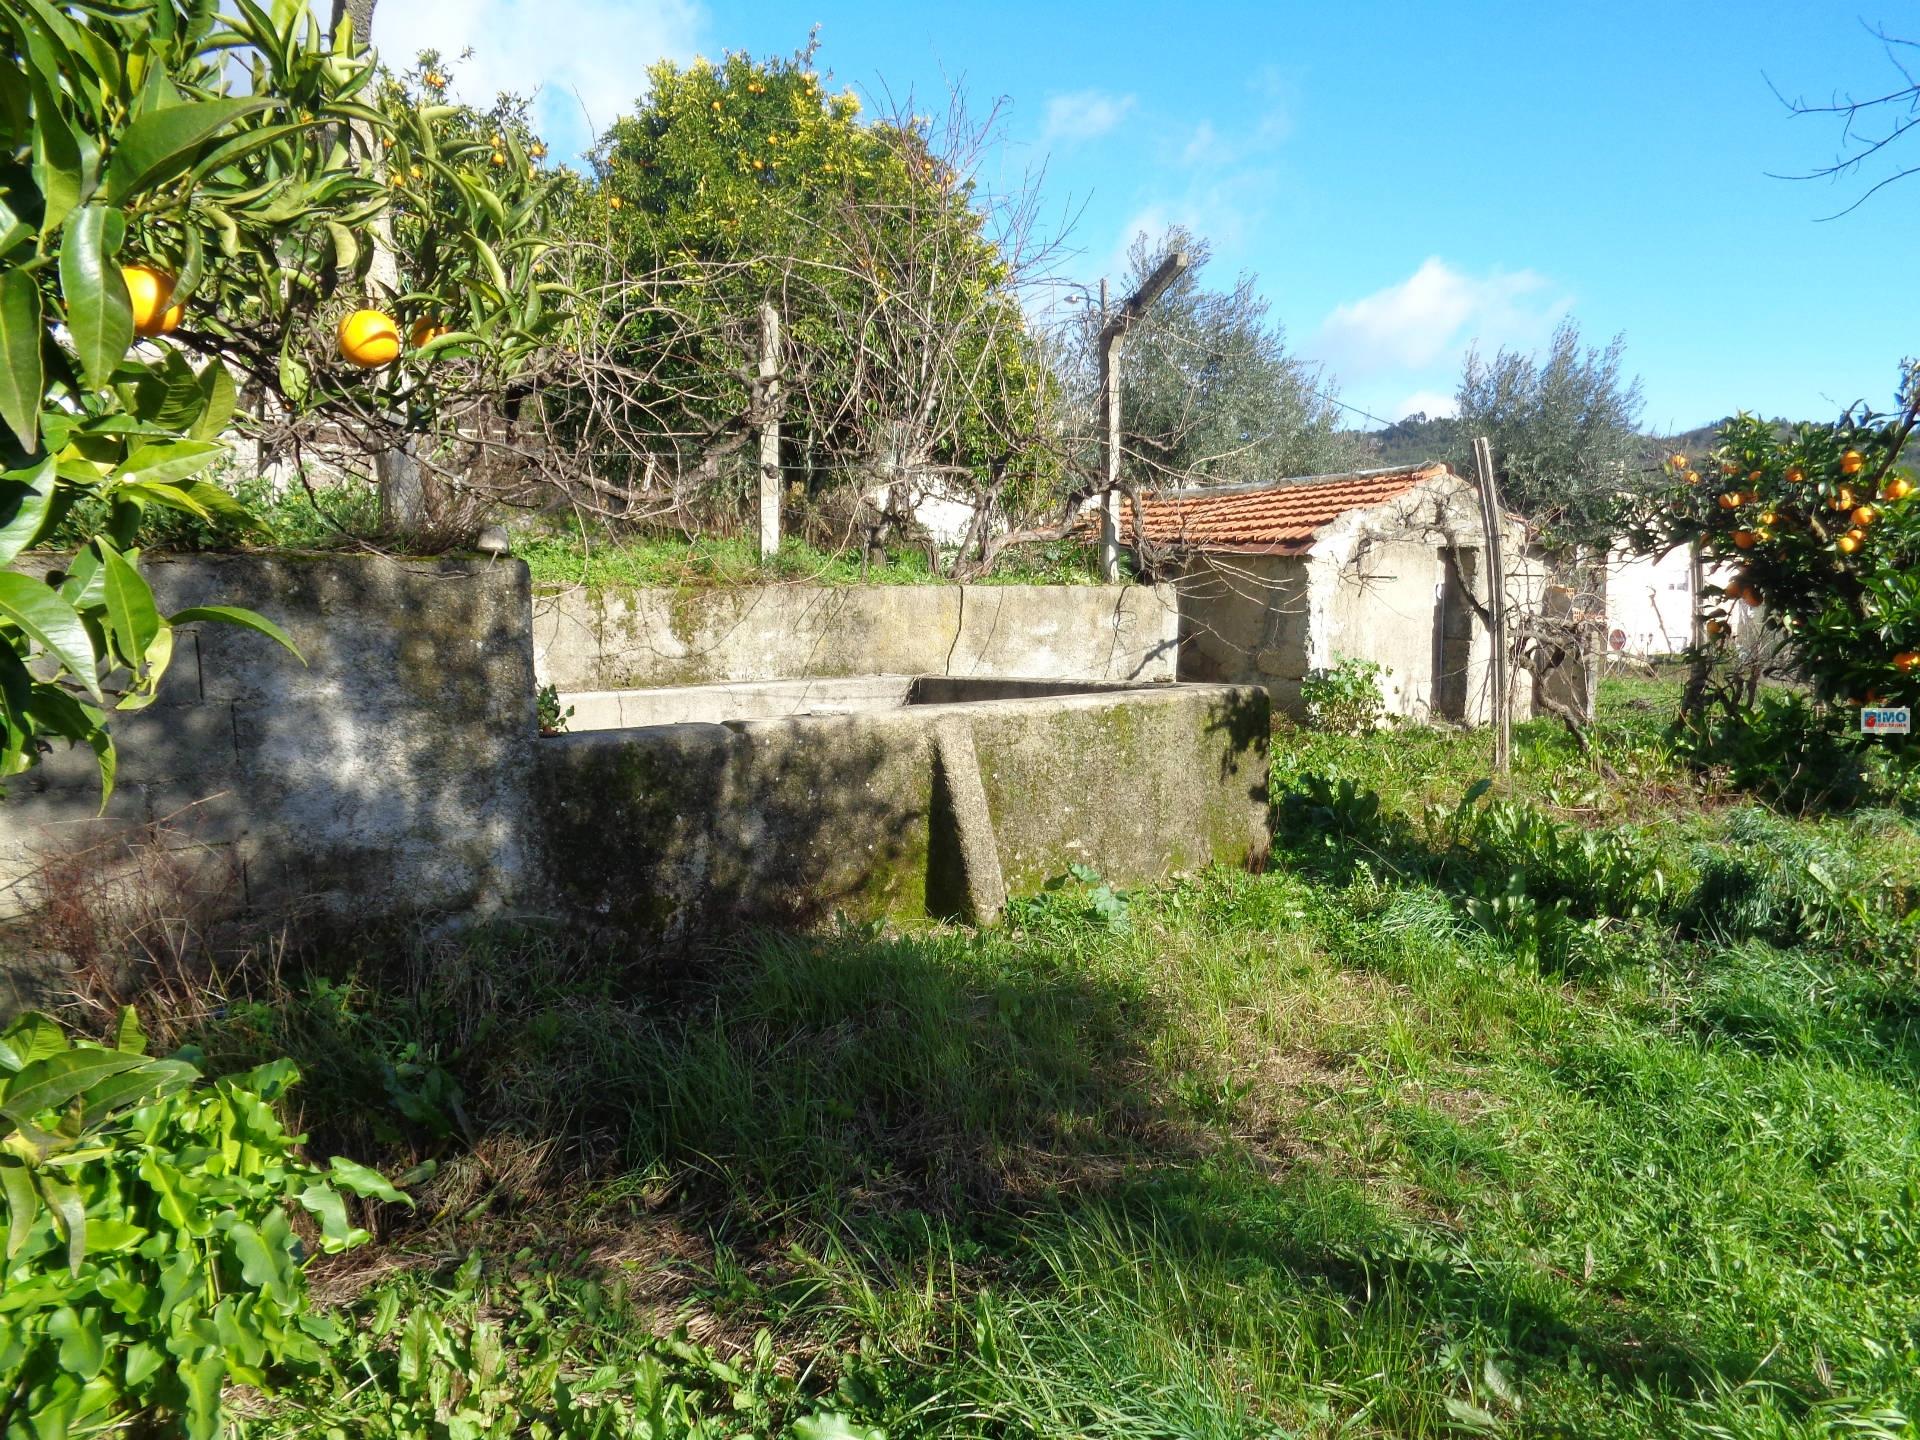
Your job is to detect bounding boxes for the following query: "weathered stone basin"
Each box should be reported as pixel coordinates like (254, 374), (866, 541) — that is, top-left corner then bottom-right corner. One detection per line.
(535, 676), (1270, 939)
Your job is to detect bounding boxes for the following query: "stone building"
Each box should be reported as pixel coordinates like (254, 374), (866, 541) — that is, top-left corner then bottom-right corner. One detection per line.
(1105, 462), (1540, 724)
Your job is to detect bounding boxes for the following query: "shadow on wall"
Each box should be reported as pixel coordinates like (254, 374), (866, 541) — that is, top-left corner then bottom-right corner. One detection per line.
(537, 718), (932, 939)
(1, 555), (538, 951)
(536, 685), (1273, 945)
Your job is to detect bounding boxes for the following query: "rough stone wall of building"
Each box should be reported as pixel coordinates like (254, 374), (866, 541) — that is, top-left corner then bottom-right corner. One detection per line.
(533, 583), (1182, 692)
(0, 554), (536, 928)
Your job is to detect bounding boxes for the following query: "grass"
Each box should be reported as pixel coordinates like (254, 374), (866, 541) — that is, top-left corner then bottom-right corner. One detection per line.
(517, 529), (1110, 591)
(49, 468), (1112, 591)
(164, 677), (1920, 1437)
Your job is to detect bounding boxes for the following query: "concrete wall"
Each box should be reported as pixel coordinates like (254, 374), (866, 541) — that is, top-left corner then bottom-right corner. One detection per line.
(1, 554), (535, 925)
(535, 681), (1270, 940)
(534, 583), (1181, 692)
(4, 557), (1265, 981)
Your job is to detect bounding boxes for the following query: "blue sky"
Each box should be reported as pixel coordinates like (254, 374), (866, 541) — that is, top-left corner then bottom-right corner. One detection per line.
(373, 0), (1920, 432)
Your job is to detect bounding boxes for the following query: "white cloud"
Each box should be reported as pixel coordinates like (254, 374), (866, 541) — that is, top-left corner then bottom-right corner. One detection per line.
(1394, 388), (1458, 421)
(1041, 89), (1136, 145)
(1180, 120), (1219, 167)
(1312, 257), (1567, 378)
(371, 0), (704, 165)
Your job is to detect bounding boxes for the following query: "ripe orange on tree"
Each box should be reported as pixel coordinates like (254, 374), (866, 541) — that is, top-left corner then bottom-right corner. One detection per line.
(1841, 449), (1864, 474)
(1894, 651), (1920, 673)
(1884, 476), (1913, 502)
(123, 265), (181, 337)
(339, 308), (402, 368)
(1733, 529), (1757, 549)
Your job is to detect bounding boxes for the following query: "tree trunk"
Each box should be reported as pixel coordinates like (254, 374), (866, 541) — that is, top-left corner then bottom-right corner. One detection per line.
(328, 0), (377, 45)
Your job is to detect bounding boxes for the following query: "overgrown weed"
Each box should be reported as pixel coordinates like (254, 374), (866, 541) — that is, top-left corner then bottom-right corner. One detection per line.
(166, 675), (1920, 1436)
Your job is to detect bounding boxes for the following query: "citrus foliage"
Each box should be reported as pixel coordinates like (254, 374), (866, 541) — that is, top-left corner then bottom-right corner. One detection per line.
(0, 1), (563, 799)
(280, 55), (567, 420)
(0, 1008), (398, 1440)
(1644, 365), (1920, 710)
(593, 46), (1047, 502)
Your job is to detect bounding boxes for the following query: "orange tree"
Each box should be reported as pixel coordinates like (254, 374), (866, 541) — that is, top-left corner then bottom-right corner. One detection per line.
(0, 1), (563, 800)
(587, 44), (1054, 524)
(1639, 363), (1920, 716)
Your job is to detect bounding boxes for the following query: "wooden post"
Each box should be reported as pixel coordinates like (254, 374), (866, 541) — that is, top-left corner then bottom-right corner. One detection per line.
(1688, 539), (1705, 650)
(756, 303), (781, 560)
(1093, 256), (1187, 582)
(1471, 435), (1511, 777)
(1097, 280), (1121, 580)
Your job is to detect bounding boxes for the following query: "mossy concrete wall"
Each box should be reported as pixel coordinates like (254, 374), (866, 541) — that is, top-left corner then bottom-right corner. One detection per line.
(534, 680), (1270, 941)
(0, 554), (535, 927)
(533, 583), (1181, 692)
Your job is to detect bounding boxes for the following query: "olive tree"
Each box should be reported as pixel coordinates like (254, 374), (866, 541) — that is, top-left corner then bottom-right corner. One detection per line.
(1455, 317), (1647, 550)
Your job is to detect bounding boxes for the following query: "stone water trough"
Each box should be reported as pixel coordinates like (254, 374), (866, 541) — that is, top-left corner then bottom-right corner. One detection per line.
(535, 675), (1271, 938)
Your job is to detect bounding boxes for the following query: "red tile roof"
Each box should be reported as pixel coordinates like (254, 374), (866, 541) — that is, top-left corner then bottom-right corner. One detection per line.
(1086, 463), (1457, 556)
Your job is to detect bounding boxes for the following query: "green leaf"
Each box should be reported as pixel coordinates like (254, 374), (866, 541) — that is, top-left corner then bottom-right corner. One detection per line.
(97, 542), (161, 670)
(179, 1350), (226, 1440)
(0, 1011), (68, 1072)
(187, 362), (236, 442)
(131, 348), (207, 430)
(791, 1417), (888, 1440)
(113, 1005), (145, 1055)
(0, 571), (101, 703)
(295, 1181), (368, 1251)
(25, 679), (114, 807)
(105, 97), (276, 203)
(227, 1220), (294, 1306)
(0, 1159), (36, 1260)
(28, 83), (91, 235)
(48, 1306), (105, 1381)
(38, 1173), (86, 1274)
(168, 605), (302, 661)
(0, 1048), (145, 1127)
(470, 234), (508, 294)
(0, 267), (45, 451)
(58, 205), (133, 390)
(1444, 1396), (1499, 1432)
(0, 455), (57, 566)
(76, 1058), (196, 1126)
(327, 1155), (408, 1205)
(326, 219), (357, 273)
(112, 439), (224, 487)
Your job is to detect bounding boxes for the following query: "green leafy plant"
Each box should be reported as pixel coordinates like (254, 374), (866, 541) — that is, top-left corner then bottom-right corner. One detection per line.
(1006, 862), (1132, 935)
(537, 681), (574, 736)
(256, 1253), (888, 1439)
(1301, 656), (1388, 736)
(0, 1006), (403, 1440)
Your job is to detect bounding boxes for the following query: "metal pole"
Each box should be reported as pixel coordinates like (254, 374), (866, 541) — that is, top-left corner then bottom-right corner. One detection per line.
(1471, 435), (1511, 777)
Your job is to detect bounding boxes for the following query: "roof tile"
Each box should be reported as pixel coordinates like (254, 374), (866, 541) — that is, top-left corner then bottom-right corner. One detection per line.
(1086, 463), (1454, 554)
